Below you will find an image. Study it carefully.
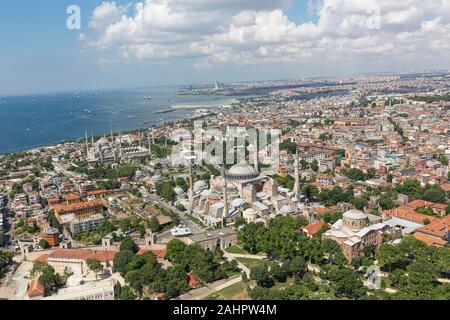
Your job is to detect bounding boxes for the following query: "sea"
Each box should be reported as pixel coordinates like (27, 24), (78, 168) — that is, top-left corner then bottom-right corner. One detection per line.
(0, 87), (237, 155)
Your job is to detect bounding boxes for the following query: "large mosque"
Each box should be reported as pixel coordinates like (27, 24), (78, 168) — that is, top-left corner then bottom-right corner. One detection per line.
(181, 160), (301, 228)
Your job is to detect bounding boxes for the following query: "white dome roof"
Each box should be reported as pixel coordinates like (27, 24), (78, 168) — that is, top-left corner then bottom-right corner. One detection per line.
(174, 187), (185, 195)
(97, 137), (110, 145)
(226, 161), (259, 180)
(343, 209), (367, 220)
(194, 180), (208, 192)
(243, 208), (257, 217)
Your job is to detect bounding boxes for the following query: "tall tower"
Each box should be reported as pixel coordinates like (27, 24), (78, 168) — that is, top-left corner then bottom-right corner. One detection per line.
(148, 133), (152, 156)
(294, 147), (300, 200)
(85, 128), (89, 157)
(253, 140), (259, 172)
(187, 165), (194, 215)
(111, 128), (117, 162)
(222, 166), (229, 228)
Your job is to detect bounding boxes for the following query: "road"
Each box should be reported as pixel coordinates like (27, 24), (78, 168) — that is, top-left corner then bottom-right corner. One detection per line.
(176, 275), (243, 301)
(143, 192), (204, 235)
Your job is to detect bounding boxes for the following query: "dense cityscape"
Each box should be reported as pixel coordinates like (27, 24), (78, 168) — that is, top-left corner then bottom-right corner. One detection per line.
(1, 72), (449, 301)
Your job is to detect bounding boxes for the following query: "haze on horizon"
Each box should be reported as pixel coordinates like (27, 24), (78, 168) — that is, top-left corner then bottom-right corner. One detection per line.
(1, 0), (450, 96)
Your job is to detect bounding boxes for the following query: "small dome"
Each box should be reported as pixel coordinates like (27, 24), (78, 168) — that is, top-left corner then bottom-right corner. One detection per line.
(194, 180), (208, 192)
(279, 205), (294, 215)
(343, 210), (367, 220)
(97, 137), (110, 146)
(226, 161), (259, 181)
(174, 187), (185, 195)
(243, 208), (258, 218)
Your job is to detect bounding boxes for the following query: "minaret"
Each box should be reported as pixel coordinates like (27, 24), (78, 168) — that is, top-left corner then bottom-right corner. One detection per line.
(222, 166), (229, 228)
(111, 128), (117, 162)
(119, 132), (123, 158)
(148, 133), (152, 156)
(138, 129), (142, 148)
(187, 164), (194, 215)
(294, 147), (300, 200)
(253, 140), (259, 172)
(85, 128), (89, 157)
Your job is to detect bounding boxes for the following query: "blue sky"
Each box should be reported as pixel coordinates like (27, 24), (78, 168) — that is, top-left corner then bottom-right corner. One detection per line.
(0, 1), (448, 95)
(0, 1), (315, 95)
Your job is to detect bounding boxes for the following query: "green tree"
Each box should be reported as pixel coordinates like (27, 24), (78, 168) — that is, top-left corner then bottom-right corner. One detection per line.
(310, 159), (319, 172)
(250, 263), (274, 288)
(120, 236), (139, 253)
(346, 168), (366, 181)
(86, 259), (103, 280)
(330, 268), (367, 299)
(166, 239), (187, 263)
(39, 239), (50, 249)
(113, 250), (135, 276)
(0, 251), (13, 278)
(290, 256), (306, 278)
(146, 216), (161, 233)
(422, 186), (446, 203)
(0, 232), (7, 247)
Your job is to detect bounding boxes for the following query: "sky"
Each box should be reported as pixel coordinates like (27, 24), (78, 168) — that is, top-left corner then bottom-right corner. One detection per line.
(0, 0), (449, 96)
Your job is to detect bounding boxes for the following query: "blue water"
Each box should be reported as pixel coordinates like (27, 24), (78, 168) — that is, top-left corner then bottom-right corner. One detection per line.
(0, 87), (235, 155)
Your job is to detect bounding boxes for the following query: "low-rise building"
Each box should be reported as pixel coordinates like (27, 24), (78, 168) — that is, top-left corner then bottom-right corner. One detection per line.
(69, 214), (104, 236)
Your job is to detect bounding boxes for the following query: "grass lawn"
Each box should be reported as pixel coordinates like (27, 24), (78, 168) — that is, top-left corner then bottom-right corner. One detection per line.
(225, 246), (247, 254)
(237, 258), (267, 269)
(204, 281), (250, 300)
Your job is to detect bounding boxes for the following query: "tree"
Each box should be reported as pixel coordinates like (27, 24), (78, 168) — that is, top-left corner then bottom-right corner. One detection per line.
(113, 250), (135, 276)
(164, 265), (189, 299)
(166, 239), (187, 263)
(310, 159), (319, 172)
(301, 184), (319, 200)
(250, 263), (274, 288)
(237, 222), (266, 254)
(37, 265), (66, 295)
(422, 186), (446, 203)
(375, 244), (409, 272)
(439, 155), (449, 166)
(125, 269), (144, 298)
(39, 239), (50, 249)
(351, 197), (368, 211)
(116, 284), (137, 300)
(269, 262), (287, 283)
(0, 251), (13, 278)
(0, 232), (7, 247)
(86, 259), (103, 280)
(290, 256), (306, 278)
(346, 168), (366, 181)
(330, 268), (367, 299)
(120, 236), (139, 253)
(147, 216), (160, 233)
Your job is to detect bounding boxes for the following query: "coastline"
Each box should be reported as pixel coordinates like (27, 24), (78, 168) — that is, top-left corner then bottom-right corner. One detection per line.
(0, 89), (239, 156)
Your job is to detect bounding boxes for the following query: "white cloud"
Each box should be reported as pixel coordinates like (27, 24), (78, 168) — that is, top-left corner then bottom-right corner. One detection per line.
(89, 1), (130, 29)
(82, 0), (450, 71)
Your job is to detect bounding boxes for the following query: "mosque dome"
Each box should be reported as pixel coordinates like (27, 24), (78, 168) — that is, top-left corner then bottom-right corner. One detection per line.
(226, 161), (259, 181)
(243, 208), (258, 222)
(194, 180), (208, 193)
(342, 210), (369, 231)
(174, 187), (185, 195)
(97, 137), (110, 146)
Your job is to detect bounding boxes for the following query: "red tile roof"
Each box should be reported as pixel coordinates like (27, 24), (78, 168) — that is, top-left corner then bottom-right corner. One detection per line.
(303, 221), (326, 236)
(48, 249), (116, 262)
(27, 279), (45, 298)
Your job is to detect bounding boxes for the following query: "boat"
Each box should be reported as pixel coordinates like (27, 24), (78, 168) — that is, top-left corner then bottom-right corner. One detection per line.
(144, 96), (152, 100)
